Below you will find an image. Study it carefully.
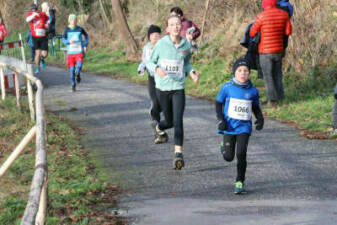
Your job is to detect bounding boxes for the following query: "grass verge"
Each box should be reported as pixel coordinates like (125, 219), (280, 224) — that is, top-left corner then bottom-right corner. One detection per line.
(46, 47), (336, 140)
(0, 97), (127, 224)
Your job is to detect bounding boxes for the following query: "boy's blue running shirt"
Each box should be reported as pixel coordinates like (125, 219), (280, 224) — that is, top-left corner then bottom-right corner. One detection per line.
(216, 79), (260, 135)
(62, 26), (89, 55)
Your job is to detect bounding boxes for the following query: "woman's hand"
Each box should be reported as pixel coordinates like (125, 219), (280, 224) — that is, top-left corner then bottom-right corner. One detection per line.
(190, 71), (199, 84)
(156, 67), (167, 77)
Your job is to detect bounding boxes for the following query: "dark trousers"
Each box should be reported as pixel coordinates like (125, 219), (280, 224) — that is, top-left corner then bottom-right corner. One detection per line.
(156, 89), (185, 146)
(223, 133), (250, 182)
(260, 53), (284, 101)
(29, 46), (36, 61)
(148, 74), (161, 123)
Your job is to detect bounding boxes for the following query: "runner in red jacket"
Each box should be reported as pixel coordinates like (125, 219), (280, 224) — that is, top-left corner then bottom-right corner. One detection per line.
(26, 4), (49, 74)
(0, 18), (7, 55)
(250, 0), (292, 105)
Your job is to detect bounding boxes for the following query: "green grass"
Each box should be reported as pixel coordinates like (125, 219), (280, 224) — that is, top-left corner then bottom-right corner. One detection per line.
(0, 97), (125, 224)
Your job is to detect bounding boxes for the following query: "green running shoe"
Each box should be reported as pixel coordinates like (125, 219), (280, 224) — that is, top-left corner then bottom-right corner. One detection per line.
(234, 181), (246, 194)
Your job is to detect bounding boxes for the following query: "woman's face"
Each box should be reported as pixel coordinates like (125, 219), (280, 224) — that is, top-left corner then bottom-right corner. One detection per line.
(167, 17), (182, 37)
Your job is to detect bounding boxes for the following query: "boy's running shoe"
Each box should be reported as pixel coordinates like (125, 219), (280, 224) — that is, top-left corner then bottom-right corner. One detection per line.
(71, 84), (76, 92)
(41, 59), (46, 68)
(35, 67), (41, 74)
(220, 142), (224, 155)
(234, 181), (246, 194)
(75, 71), (81, 83)
(173, 152), (184, 170)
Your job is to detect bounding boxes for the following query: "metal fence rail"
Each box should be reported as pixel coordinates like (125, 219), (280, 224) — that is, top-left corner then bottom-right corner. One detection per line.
(0, 41), (47, 224)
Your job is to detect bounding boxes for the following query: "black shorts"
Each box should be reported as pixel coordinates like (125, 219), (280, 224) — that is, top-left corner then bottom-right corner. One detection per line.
(32, 37), (48, 51)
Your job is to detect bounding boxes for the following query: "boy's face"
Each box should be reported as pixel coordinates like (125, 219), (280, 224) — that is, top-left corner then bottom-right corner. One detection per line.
(234, 65), (250, 83)
(69, 19), (77, 26)
(149, 32), (160, 45)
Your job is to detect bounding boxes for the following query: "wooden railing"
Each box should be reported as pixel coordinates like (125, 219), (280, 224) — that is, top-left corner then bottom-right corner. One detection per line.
(0, 53), (47, 225)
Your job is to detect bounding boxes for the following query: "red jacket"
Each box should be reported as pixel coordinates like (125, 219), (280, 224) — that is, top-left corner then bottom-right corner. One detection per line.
(180, 17), (200, 40)
(250, 6), (292, 54)
(0, 24), (7, 41)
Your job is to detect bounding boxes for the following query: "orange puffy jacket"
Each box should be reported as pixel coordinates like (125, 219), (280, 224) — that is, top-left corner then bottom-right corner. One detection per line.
(250, 6), (292, 54)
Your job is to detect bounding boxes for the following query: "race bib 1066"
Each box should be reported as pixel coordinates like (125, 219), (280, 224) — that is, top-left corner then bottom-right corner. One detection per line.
(160, 59), (184, 78)
(228, 98), (252, 121)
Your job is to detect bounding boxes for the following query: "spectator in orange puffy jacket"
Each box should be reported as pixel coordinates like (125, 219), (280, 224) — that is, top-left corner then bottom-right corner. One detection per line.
(250, 0), (292, 105)
(0, 18), (7, 54)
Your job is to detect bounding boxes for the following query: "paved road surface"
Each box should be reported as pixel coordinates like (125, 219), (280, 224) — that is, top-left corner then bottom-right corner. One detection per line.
(37, 67), (337, 225)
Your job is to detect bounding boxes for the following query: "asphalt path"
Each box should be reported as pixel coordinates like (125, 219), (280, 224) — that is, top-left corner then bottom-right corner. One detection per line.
(37, 66), (337, 225)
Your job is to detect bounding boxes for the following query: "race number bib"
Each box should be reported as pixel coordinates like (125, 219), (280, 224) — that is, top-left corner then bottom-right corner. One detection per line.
(228, 98), (252, 121)
(69, 42), (82, 52)
(35, 29), (46, 37)
(160, 59), (184, 78)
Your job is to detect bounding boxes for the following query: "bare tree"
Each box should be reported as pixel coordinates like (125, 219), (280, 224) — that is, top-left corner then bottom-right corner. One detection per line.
(200, 0), (211, 44)
(111, 0), (138, 56)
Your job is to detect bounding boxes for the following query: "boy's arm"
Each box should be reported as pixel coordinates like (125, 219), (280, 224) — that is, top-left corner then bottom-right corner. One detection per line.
(62, 29), (69, 45)
(82, 28), (89, 47)
(137, 46), (147, 74)
(252, 92), (264, 130)
(334, 85), (337, 99)
(216, 86), (228, 132)
(146, 44), (160, 73)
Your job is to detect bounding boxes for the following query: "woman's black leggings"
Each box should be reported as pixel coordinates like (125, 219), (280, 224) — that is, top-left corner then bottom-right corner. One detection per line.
(156, 89), (185, 146)
(223, 133), (250, 182)
(148, 74), (161, 123)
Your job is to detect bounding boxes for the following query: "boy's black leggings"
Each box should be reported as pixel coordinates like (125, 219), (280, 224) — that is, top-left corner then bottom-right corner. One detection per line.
(156, 89), (185, 146)
(148, 74), (161, 123)
(223, 133), (250, 182)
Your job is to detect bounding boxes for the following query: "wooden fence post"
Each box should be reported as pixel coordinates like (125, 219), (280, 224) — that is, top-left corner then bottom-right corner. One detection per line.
(14, 72), (22, 111)
(27, 64), (35, 121)
(0, 66), (5, 100)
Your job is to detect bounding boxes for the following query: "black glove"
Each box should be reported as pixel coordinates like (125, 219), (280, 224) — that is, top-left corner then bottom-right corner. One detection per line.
(217, 120), (227, 131)
(334, 93), (337, 100)
(255, 119), (264, 131)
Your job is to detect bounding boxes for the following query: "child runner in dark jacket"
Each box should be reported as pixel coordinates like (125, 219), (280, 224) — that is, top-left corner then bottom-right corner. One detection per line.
(216, 58), (264, 194)
(137, 25), (162, 132)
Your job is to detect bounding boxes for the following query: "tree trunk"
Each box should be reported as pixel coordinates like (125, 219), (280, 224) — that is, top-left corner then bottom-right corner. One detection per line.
(111, 0), (137, 56)
(199, 0), (210, 44)
(99, 0), (111, 29)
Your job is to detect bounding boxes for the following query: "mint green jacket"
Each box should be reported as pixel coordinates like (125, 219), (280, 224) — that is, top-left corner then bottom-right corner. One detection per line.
(146, 35), (193, 91)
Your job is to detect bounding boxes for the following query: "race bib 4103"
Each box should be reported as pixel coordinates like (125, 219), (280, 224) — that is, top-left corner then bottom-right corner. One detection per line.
(160, 59), (184, 78)
(228, 98), (252, 121)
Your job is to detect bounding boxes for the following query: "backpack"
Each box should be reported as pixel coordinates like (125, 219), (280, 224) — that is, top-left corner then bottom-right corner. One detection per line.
(277, 0), (293, 18)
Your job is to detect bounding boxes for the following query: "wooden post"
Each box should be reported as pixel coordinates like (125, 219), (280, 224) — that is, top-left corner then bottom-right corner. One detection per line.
(27, 64), (35, 122)
(0, 66), (5, 100)
(21, 80), (47, 225)
(14, 72), (22, 111)
(35, 176), (47, 225)
(0, 126), (37, 178)
(199, 0), (211, 44)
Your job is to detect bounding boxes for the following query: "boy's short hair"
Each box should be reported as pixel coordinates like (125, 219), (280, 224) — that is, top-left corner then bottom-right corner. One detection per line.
(232, 58), (251, 74)
(170, 7), (183, 17)
(68, 14), (77, 23)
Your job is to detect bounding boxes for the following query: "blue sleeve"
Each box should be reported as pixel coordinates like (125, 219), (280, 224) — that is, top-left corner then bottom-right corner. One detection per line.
(62, 28), (69, 45)
(252, 88), (260, 107)
(82, 28), (89, 47)
(216, 85), (227, 103)
(183, 51), (193, 75)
